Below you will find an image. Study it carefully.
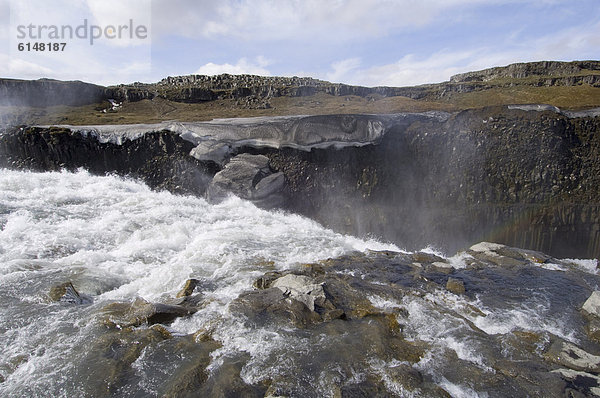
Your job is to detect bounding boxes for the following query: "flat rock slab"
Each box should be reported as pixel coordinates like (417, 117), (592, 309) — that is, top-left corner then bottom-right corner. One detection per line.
(271, 274), (326, 312)
(102, 297), (195, 328)
(544, 340), (600, 373)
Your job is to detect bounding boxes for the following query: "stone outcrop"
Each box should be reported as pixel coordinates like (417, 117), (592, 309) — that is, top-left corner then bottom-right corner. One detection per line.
(103, 74), (401, 104)
(450, 60), (600, 83)
(101, 297), (195, 328)
(207, 153), (284, 207)
(0, 126), (218, 195)
(102, 60), (600, 104)
(4, 61), (597, 111)
(49, 281), (92, 304)
(32, 243), (600, 397)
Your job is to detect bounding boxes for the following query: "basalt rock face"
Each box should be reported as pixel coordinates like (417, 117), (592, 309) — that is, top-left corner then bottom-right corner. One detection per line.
(262, 107), (600, 258)
(0, 78), (105, 107)
(103, 60), (600, 104)
(2, 61), (599, 110)
(0, 126), (218, 195)
(450, 60), (600, 83)
(1, 107), (599, 258)
(104, 74), (401, 104)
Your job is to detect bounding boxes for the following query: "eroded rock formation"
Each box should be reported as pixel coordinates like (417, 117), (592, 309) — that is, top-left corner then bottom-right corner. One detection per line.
(1, 106), (599, 258)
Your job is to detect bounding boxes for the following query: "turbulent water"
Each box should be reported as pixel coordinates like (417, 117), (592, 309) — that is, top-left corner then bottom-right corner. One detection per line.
(0, 169), (394, 396)
(1, 169), (599, 397)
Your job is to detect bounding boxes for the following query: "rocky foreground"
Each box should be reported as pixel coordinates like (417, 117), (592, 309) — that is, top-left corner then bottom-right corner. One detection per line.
(49, 241), (600, 397)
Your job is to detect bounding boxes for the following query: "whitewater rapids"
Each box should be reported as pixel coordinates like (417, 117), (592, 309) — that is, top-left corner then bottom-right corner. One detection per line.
(0, 169), (598, 397)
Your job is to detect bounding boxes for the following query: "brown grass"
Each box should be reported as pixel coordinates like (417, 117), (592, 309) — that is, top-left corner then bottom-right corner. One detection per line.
(2, 84), (599, 126)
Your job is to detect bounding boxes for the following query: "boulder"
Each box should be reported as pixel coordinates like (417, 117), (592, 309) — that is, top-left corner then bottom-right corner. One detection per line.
(445, 277), (466, 295)
(102, 297), (195, 328)
(49, 281), (92, 304)
(582, 291), (600, 318)
(271, 274), (326, 312)
(467, 242), (558, 268)
(189, 140), (231, 165)
(207, 153), (285, 208)
(551, 368), (600, 397)
(544, 340), (600, 373)
(231, 287), (322, 328)
(176, 278), (200, 298)
(79, 327), (173, 396)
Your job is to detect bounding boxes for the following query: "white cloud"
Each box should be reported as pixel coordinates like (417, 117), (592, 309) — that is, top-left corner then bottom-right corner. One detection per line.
(194, 56), (271, 76)
(327, 18), (600, 87)
(331, 51), (480, 87)
(325, 58), (361, 83)
(8, 57), (53, 75)
(150, 0), (515, 42)
(1, 0), (152, 84)
(86, 0), (151, 47)
(1, 0), (595, 87)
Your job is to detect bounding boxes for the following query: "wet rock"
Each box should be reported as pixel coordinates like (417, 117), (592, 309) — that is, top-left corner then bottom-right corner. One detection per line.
(339, 375), (398, 397)
(48, 281), (92, 304)
(493, 360), (570, 397)
(0, 354), (29, 385)
(207, 153), (285, 208)
(264, 384), (289, 398)
(322, 308), (345, 322)
(160, 337), (223, 398)
(383, 363), (423, 392)
(582, 291), (600, 317)
(467, 242), (555, 268)
(150, 324), (173, 339)
(411, 252), (447, 264)
(235, 272), (347, 328)
(319, 277), (378, 319)
(586, 318), (600, 343)
(231, 287), (322, 328)
(544, 340), (600, 373)
(552, 368), (600, 397)
(581, 291), (600, 342)
(467, 242), (527, 267)
(252, 271), (282, 289)
(498, 330), (548, 359)
(176, 278), (200, 298)
(81, 327), (172, 395)
(445, 277), (466, 294)
(102, 297), (195, 328)
(271, 274), (325, 311)
(192, 354), (266, 398)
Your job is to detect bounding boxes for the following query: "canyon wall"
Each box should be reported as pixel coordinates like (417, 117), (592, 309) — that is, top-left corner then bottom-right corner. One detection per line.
(1, 107), (598, 258)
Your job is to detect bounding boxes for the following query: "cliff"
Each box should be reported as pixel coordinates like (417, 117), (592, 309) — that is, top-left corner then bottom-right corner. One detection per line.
(1, 61), (600, 258)
(104, 61), (600, 104)
(2, 60), (599, 114)
(1, 106), (599, 259)
(0, 78), (105, 107)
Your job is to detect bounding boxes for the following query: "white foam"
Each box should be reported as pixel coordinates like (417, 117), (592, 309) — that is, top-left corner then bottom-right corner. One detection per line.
(367, 294), (404, 312)
(0, 168), (398, 395)
(562, 258), (599, 275)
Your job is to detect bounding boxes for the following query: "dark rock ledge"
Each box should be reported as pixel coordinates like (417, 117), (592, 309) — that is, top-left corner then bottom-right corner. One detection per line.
(1, 106), (600, 258)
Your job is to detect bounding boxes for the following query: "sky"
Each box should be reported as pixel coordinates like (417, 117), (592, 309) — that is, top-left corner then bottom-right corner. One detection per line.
(0, 0), (599, 87)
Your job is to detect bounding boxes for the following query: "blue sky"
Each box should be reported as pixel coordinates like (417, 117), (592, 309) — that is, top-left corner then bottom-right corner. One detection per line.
(1, 0), (599, 86)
